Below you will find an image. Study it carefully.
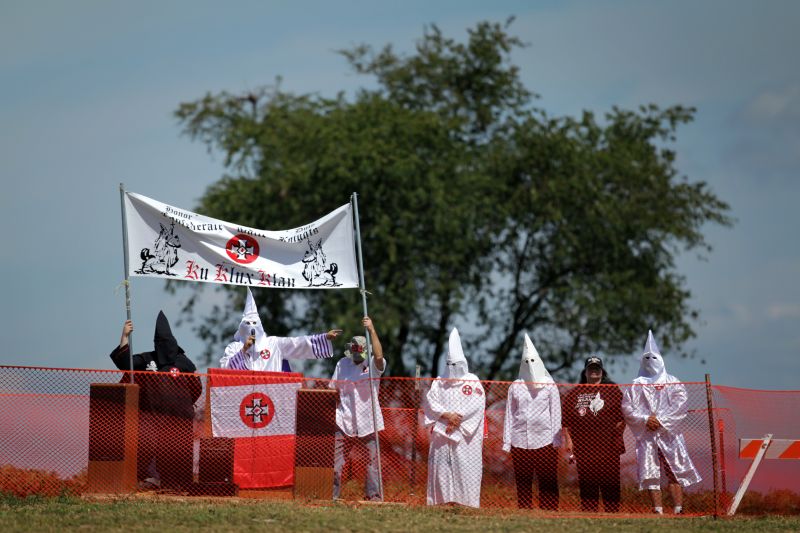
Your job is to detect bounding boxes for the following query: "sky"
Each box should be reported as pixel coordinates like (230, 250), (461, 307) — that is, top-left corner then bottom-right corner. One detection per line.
(1, 0), (798, 389)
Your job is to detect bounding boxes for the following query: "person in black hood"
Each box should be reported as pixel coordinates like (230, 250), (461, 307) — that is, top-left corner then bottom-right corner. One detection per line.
(110, 311), (202, 490)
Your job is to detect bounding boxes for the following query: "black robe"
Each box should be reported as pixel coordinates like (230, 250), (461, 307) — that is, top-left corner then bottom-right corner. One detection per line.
(109, 311), (202, 489)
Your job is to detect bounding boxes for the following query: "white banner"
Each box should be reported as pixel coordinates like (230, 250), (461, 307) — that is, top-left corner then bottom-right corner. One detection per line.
(123, 191), (358, 288)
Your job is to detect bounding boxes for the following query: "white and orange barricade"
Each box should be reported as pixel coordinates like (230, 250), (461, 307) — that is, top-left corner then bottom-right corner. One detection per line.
(739, 437), (800, 460)
(729, 435), (800, 515)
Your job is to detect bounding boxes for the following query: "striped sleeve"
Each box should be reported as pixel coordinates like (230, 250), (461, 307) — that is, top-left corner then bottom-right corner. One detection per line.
(274, 334), (334, 360)
(310, 333), (334, 359)
(220, 343), (250, 370)
(227, 351), (249, 370)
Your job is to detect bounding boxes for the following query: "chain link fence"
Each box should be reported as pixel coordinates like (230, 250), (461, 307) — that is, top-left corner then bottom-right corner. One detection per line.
(1, 365), (798, 515)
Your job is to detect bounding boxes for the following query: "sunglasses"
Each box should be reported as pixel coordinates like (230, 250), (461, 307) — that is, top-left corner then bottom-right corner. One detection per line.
(349, 343), (365, 354)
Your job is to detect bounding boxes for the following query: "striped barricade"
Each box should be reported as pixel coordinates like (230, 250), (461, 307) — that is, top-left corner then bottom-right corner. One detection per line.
(739, 438), (800, 460)
(729, 435), (800, 515)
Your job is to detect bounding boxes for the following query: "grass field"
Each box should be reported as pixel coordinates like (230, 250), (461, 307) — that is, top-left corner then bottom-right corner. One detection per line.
(1, 494), (798, 532)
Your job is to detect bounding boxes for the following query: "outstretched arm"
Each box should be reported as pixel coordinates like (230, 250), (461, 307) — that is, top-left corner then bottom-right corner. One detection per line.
(275, 331), (339, 360)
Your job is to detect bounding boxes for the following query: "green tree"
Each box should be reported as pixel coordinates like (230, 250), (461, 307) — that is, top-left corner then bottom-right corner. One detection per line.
(173, 19), (731, 380)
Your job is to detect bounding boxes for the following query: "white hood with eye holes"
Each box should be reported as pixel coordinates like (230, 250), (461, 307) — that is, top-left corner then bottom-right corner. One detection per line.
(445, 328), (469, 381)
(636, 329), (668, 384)
(518, 333), (553, 388)
(234, 287), (268, 357)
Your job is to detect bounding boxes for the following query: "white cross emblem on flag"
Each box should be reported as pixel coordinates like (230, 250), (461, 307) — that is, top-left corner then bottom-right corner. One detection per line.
(229, 238), (255, 261)
(244, 397), (269, 424)
(239, 392), (275, 429)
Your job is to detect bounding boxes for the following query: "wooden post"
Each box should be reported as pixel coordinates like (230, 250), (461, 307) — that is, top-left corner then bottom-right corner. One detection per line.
(294, 388), (338, 500)
(705, 374), (721, 518)
(718, 419), (728, 510)
(87, 383), (139, 493)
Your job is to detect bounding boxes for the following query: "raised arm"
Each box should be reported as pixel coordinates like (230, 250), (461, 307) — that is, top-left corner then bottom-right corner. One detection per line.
(110, 320), (146, 371)
(363, 316), (385, 372)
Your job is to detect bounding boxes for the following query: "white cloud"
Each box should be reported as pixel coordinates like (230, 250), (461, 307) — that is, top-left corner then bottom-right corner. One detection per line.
(706, 302), (800, 327)
(745, 85), (800, 123)
(767, 303), (800, 320)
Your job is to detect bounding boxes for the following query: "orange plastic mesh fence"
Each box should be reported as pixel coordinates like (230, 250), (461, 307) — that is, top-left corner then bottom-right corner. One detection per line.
(1, 365), (798, 515)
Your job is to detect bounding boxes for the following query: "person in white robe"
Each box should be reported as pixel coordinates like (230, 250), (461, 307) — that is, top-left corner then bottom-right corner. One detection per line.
(424, 328), (485, 508)
(328, 316), (386, 501)
(502, 333), (562, 510)
(621, 330), (701, 515)
(219, 287), (341, 372)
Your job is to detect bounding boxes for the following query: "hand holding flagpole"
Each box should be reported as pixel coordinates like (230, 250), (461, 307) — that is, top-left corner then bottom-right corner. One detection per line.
(119, 183), (134, 382)
(351, 192), (384, 501)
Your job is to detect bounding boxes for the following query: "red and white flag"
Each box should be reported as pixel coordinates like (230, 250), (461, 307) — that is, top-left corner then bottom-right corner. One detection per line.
(209, 368), (303, 488)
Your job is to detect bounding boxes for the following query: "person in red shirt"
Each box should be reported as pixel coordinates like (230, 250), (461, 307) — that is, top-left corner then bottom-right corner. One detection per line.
(562, 356), (625, 512)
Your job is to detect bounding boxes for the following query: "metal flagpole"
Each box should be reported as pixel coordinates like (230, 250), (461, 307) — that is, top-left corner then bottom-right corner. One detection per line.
(351, 192), (384, 501)
(119, 183), (134, 383)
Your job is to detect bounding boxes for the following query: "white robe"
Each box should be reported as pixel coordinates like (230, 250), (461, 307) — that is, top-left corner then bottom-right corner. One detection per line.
(502, 380), (562, 452)
(329, 356), (386, 437)
(219, 333), (331, 372)
(424, 374), (485, 508)
(621, 374), (702, 490)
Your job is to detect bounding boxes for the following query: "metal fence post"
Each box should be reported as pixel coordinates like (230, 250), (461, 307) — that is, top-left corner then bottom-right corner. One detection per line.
(705, 373), (721, 518)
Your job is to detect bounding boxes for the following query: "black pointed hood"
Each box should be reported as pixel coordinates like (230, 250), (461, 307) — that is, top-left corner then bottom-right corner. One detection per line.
(153, 311), (193, 371)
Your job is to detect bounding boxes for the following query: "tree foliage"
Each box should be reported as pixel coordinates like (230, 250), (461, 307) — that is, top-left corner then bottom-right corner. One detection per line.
(172, 19), (731, 380)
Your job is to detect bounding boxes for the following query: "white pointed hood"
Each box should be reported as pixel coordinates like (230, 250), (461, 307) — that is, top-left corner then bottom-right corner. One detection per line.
(234, 288), (268, 357)
(636, 329), (667, 384)
(445, 327), (469, 381)
(518, 333), (553, 388)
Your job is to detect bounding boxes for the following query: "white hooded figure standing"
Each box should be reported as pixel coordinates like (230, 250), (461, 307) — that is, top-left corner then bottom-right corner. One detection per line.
(219, 287), (342, 372)
(502, 333), (562, 510)
(621, 330), (701, 515)
(424, 327), (486, 508)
